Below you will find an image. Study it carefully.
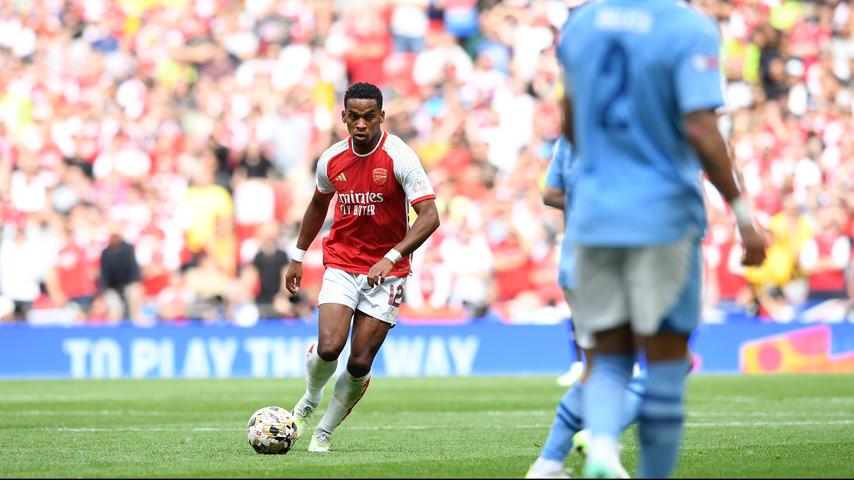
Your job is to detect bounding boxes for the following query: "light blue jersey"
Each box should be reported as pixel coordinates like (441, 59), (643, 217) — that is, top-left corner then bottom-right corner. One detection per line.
(558, 0), (724, 246)
(545, 136), (578, 289)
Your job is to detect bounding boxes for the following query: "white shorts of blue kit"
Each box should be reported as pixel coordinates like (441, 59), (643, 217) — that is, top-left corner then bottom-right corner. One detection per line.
(572, 232), (701, 338)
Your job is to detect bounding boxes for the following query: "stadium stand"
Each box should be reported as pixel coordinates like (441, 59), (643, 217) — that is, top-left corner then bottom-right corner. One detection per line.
(0, 0), (851, 325)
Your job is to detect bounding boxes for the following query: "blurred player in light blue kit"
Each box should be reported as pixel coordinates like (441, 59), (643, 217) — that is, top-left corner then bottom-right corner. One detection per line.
(550, 135), (586, 389)
(557, 1), (767, 477)
(526, 135), (646, 479)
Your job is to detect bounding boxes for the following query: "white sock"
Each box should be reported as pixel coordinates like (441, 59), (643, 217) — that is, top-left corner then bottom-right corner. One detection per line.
(587, 434), (620, 464)
(305, 346), (338, 405)
(315, 370), (371, 435)
(533, 457), (564, 473)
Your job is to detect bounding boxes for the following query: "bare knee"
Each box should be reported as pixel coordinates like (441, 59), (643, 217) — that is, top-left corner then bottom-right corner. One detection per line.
(347, 354), (374, 378)
(593, 323), (634, 354)
(637, 332), (689, 362)
(316, 342), (345, 362)
(581, 348), (594, 383)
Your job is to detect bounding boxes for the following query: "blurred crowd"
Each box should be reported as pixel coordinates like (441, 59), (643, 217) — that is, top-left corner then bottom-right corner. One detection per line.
(0, 0), (851, 325)
(696, 0), (854, 322)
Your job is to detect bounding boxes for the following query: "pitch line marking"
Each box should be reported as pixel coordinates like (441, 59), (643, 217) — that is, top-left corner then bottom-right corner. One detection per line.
(2, 409), (850, 418)
(29, 419), (854, 433)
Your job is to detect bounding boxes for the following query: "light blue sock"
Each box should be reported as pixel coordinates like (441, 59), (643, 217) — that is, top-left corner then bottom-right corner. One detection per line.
(583, 353), (634, 441)
(541, 382), (584, 462)
(637, 358), (690, 478)
(619, 373), (646, 431)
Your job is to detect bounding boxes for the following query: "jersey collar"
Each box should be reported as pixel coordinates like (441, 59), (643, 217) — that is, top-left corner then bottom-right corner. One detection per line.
(350, 130), (386, 157)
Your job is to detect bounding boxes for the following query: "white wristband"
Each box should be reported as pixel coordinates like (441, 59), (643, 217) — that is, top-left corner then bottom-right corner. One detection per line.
(730, 197), (753, 228)
(291, 248), (306, 262)
(384, 248), (403, 265)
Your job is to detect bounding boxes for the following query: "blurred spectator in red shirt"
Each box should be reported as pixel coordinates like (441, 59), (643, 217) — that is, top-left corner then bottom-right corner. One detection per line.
(800, 202), (851, 300)
(46, 217), (97, 312)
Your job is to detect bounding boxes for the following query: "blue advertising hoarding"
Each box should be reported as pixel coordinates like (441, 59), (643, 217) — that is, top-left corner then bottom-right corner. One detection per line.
(0, 323), (571, 379)
(1, 320), (852, 379)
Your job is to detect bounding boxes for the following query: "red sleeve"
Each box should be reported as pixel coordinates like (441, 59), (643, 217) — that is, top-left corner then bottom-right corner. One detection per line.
(410, 194), (436, 206)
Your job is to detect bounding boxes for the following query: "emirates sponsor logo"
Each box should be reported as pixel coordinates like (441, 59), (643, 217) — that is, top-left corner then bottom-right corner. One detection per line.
(337, 190), (384, 216)
(337, 191), (384, 204)
(372, 168), (387, 186)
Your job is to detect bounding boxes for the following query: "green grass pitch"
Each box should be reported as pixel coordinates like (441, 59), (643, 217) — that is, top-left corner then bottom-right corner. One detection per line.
(1, 374), (852, 478)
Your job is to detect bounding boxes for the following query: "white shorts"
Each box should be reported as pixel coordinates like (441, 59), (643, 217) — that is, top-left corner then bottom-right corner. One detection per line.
(317, 267), (407, 326)
(562, 288), (595, 350)
(573, 232), (701, 338)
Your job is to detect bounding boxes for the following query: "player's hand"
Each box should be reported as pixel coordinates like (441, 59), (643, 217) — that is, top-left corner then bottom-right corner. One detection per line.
(366, 259), (394, 288)
(738, 224), (767, 266)
(284, 261), (303, 295)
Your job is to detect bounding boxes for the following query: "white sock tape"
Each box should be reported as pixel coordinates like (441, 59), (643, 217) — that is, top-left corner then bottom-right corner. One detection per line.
(730, 197), (753, 228)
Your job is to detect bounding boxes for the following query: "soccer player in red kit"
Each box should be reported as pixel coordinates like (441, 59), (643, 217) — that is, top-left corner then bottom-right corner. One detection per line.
(284, 82), (440, 453)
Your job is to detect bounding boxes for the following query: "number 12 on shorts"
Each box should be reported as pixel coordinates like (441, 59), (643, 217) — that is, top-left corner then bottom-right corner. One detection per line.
(388, 285), (403, 307)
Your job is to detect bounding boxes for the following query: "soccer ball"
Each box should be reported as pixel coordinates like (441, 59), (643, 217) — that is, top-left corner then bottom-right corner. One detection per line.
(246, 406), (297, 454)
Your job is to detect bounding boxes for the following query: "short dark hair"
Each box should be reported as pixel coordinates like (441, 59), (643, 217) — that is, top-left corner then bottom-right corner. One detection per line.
(344, 82), (383, 110)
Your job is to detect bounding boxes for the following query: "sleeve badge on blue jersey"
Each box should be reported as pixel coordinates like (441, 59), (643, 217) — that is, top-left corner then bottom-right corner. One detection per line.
(691, 54), (719, 71)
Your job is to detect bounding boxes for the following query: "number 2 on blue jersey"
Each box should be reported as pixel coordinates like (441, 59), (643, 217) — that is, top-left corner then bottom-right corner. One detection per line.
(598, 40), (629, 130)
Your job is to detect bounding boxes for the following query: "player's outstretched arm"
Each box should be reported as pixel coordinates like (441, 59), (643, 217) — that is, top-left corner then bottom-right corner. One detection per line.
(284, 189), (335, 294)
(366, 199), (440, 288)
(684, 109), (767, 267)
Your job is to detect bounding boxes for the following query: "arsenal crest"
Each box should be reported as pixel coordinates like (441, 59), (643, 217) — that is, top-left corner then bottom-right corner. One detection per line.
(372, 168), (387, 186)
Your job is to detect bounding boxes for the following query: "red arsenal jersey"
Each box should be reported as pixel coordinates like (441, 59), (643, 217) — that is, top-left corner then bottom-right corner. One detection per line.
(55, 241), (97, 299)
(316, 131), (436, 276)
(802, 232), (850, 293)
